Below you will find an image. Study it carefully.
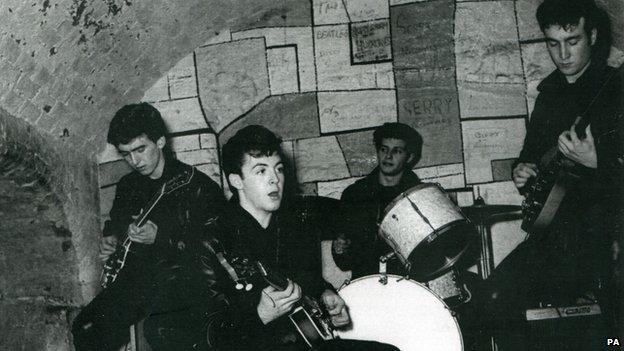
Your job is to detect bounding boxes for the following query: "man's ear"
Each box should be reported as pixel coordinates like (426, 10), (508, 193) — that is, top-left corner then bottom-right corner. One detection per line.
(407, 152), (415, 165)
(228, 173), (244, 191)
(156, 136), (166, 149)
(590, 28), (597, 46)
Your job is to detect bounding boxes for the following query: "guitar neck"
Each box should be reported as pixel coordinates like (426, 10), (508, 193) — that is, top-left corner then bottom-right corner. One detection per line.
(120, 188), (164, 242)
(573, 116), (589, 139)
(134, 191), (163, 227)
(258, 262), (290, 290)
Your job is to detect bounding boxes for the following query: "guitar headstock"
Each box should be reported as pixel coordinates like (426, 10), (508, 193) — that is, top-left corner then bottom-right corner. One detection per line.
(160, 167), (195, 196)
(228, 257), (260, 291)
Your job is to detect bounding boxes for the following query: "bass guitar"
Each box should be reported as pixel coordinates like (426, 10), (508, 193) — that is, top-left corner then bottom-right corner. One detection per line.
(521, 69), (619, 232)
(255, 261), (335, 348)
(219, 256), (334, 349)
(101, 167), (194, 288)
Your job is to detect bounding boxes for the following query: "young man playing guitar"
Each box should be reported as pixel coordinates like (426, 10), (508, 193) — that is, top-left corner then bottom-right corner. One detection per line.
(200, 125), (398, 351)
(71, 103), (225, 351)
(484, 0), (622, 348)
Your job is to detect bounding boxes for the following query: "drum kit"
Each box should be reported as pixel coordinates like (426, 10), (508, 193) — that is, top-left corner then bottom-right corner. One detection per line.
(334, 183), (521, 351)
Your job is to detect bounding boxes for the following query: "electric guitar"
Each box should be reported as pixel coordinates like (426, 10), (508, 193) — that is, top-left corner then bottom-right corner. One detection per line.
(101, 167), (194, 288)
(521, 69), (619, 232)
(255, 261), (334, 348)
(222, 257), (335, 349)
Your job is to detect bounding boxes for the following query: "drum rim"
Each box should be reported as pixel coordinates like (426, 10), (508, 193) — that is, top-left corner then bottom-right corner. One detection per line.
(407, 219), (473, 279)
(337, 274), (464, 350)
(381, 182), (441, 217)
(378, 218), (472, 280)
(339, 274), (450, 307)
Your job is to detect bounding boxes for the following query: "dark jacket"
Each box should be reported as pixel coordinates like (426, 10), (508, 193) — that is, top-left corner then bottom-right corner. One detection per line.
(199, 198), (334, 351)
(103, 157), (226, 264)
(515, 62), (623, 292)
(104, 158), (226, 314)
(332, 168), (421, 278)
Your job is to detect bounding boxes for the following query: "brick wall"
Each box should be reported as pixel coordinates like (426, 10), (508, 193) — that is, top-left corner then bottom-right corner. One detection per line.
(98, 0), (624, 285)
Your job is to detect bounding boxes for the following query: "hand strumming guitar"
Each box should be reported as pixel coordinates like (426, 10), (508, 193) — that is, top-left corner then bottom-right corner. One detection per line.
(128, 215), (158, 244)
(558, 123), (597, 169)
(512, 163), (538, 189)
(321, 290), (350, 327)
(99, 236), (118, 261)
(257, 280), (302, 324)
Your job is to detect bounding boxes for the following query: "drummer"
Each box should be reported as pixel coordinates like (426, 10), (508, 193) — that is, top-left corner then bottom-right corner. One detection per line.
(332, 122), (423, 278)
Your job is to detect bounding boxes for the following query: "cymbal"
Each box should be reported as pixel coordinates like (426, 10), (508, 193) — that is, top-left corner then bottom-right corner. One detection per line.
(461, 203), (522, 218)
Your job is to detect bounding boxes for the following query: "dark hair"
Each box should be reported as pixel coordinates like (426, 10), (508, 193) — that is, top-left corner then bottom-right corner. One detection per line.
(536, 0), (611, 62)
(107, 103), (168, 146)
(373, 122), (423, 162)
(221, 125), (283, 177)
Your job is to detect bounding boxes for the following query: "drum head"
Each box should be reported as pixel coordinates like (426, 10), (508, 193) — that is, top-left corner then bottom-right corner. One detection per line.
(408, 221), (474, 280)
(335, 275), (463, 351)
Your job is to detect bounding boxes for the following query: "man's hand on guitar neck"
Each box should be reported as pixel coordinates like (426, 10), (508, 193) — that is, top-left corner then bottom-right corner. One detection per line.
(512, 163), (538, 189)
(558, 123), (597, 169)
(128, 217), (158, 244)
(99, 236), (118, 261)
(257, 280), (302, 324)
(321, 290), (350, 328)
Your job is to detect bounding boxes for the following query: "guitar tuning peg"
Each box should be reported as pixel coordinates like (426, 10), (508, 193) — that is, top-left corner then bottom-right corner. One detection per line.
(245, 283), (253, 291)
(235, 282), (244, 290)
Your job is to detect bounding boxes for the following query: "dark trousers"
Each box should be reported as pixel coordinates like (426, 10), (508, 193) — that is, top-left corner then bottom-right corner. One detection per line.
(476, 238), (613, 350)
(72, 260), (153, 351)
(318, 339), (399, 351)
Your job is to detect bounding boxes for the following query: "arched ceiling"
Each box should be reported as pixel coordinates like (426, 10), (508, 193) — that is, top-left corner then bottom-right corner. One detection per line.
(0, 0), (310, 151)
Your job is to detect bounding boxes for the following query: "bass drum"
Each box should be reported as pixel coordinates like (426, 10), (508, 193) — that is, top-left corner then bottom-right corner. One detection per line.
(335, 275), (463, 351)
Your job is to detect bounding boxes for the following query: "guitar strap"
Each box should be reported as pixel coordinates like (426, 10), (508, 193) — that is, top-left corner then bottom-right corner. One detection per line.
(574, 67), (619, 135)
(201, 235), (255, 291)
(202, 237), (242, 283)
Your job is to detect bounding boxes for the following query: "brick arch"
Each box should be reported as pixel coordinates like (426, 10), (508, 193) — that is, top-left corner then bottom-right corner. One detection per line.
(0, 0), (312, 307)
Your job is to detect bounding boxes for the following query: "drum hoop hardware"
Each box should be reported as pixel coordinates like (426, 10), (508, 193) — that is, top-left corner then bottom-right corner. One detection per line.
(406, 195), (436, 233)
(377, 227), (411, 270)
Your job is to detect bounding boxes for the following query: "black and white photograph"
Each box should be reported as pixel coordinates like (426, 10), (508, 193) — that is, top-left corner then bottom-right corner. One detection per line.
(0, 0), (623, 350)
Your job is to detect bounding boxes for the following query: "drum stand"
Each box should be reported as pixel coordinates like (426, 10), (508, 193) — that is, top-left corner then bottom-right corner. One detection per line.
(461, 195), (522, 351)
(461, 195), (522, 280)
(378, 251), (397, 285)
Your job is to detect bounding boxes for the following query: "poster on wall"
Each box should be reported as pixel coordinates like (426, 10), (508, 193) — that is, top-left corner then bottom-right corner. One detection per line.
(350, 19), (392, 64)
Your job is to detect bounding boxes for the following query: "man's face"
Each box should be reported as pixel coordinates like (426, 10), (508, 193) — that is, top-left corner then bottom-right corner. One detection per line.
(117, 134), (165, 179)
(230, 152), (285, 216)
(376, 138), (414, 177)
(544, 17), (596, 83)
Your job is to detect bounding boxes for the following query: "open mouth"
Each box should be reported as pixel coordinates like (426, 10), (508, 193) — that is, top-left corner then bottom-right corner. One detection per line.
(268, 191), (280, 200)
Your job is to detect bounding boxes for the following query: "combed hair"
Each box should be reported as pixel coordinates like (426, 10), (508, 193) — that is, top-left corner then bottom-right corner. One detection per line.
(373, 122), (423, 162)
(536, 0), (611, 62)
(221, 125), (283, 177)
(107, 103), (168, 146)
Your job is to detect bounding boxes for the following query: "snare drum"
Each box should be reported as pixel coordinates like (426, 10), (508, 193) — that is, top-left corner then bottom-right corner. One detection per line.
(335, 275), (463, 351)
(378, 183), (475, 280)
(426, 270), (469, 308)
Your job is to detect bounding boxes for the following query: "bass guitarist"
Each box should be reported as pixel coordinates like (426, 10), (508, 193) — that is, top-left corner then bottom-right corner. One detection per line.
(71, 103), (226, 351)
(484, 0), (623, 349)
(196, 125), (398, 351)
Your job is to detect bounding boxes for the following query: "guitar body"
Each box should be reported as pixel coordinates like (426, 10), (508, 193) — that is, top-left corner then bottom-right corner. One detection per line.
(289, 296), (334, 348)
(101, 238), (132, 288)
(256, 262), (335, 348)
(101, 168), (194, 288)
(522, 166), (581, 232)
(221, 259), (335, 349)
(521, 68), (620, 233)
